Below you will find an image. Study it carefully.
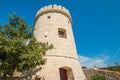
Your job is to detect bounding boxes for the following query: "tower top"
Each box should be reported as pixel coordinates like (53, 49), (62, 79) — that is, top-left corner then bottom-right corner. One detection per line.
(34, 4), (72, 24)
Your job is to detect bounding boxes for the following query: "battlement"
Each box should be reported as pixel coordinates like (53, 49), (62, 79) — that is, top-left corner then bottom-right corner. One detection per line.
(35, 4), (72, 24)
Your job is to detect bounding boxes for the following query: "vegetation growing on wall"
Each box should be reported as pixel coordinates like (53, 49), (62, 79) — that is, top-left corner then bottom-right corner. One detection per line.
(90, 74), (106, 80)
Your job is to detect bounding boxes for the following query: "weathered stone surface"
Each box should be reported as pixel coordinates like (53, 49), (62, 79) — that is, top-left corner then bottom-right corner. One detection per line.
(34, 4), (86, 80)
(83, 69), (120, 80)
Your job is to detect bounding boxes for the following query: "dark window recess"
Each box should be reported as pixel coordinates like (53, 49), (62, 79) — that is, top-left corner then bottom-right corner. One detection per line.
(58, 28), (67, 38)
(47, 16), (51, 19)
(44, 35), (47, 37)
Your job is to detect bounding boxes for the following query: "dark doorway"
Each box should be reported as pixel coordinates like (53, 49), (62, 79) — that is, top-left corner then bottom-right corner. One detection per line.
(59, 68), (68, 80)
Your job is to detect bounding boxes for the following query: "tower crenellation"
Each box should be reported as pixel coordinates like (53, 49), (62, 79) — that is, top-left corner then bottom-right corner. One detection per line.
(35, 4), (72, 24)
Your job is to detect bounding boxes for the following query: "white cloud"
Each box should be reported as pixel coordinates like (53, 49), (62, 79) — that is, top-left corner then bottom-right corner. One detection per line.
(100, 54), (110, 61)
(79, 55), (110, 68)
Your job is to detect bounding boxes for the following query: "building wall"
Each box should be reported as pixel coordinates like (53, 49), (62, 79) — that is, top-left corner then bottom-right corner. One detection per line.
(34, 5), (86, 80)
(34, 12), (77, 58)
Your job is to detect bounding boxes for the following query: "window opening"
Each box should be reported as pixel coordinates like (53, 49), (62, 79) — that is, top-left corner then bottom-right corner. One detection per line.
(47, 16), (51, 19)
(58, 28), (67, 38)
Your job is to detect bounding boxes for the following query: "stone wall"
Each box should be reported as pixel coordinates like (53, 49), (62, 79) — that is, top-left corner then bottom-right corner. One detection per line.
(34, 4), (86, 80)
(83, 69), (120, 80)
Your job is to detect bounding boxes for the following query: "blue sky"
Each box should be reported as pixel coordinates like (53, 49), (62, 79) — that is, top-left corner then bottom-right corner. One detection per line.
(0, 0), (120, 68)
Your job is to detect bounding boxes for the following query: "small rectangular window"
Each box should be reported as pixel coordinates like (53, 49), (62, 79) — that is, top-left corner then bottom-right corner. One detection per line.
(58, 28), (67, 38)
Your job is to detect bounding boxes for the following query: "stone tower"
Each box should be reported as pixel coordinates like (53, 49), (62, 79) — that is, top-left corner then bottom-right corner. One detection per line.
(34, 4), (86, 80)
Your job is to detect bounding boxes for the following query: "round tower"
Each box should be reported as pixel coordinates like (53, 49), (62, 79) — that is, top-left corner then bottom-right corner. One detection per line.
(34, 4), (86, 80)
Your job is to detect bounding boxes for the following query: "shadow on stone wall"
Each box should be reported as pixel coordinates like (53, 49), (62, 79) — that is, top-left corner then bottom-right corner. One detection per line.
(0, 67), (42, 80)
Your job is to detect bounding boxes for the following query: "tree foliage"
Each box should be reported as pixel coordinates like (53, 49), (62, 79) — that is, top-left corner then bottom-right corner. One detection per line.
(107, 62), (120, 72)
(82, 66), (87, 69)
(0, 13), (53, 77)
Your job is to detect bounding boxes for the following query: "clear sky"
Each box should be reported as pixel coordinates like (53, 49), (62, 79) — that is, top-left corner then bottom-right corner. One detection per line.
(0, 0), (120, 68)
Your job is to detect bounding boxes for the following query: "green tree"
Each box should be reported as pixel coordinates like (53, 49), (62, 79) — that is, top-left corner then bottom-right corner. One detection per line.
(115, 62), (119, 67)
(0, 13), (53, 78)
(107, 66), (113, 71)
(90, 74), (106, 80)
(82, 66), (87, 69)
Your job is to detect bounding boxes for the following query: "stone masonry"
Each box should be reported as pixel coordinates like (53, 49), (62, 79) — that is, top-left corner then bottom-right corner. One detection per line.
(83, 69), (120, 80)
(34, 4), (86, 80)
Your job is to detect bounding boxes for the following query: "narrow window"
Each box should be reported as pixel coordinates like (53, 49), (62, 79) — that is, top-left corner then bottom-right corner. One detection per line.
(58, 28), (67, 38)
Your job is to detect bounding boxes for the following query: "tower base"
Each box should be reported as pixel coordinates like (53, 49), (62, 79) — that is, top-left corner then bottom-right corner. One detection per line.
(36, 56), (86, 80)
